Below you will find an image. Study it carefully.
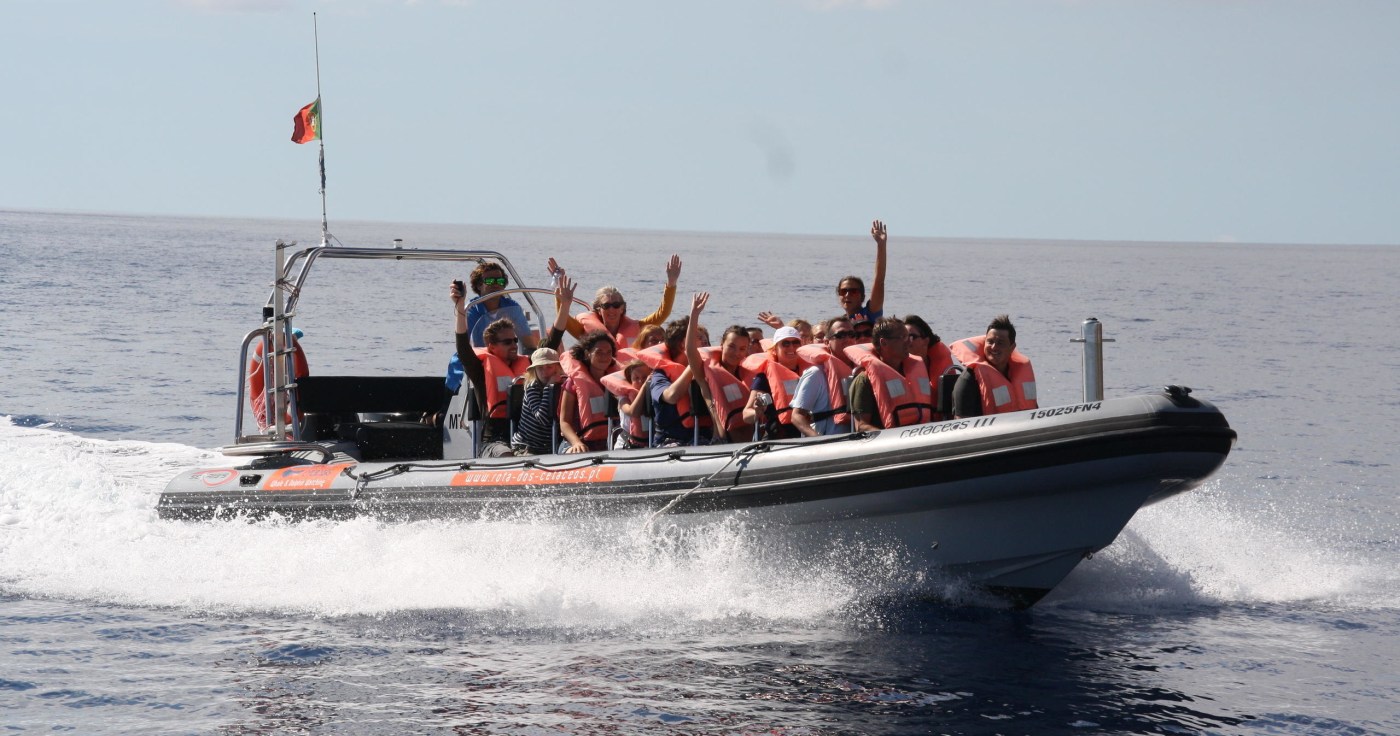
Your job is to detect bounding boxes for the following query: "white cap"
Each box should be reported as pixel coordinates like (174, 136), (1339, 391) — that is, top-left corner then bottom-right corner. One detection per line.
(772, 326), (802, 343)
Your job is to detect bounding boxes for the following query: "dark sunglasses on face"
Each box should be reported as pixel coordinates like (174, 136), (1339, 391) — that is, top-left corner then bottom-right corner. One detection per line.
(490, 337), (518, 345)
(483, 276), (507, 287)
(837, 287), (862, 296)
(908, 332), (930, 340)
(829, 330), (856, 340)
(778, 339), (801, 348)
(854, 326), (873, 336)
(599, 301), (625, 310)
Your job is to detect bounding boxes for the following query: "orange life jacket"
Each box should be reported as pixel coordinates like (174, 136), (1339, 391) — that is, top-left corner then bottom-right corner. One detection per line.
(740, 351), (813, 426)
(951, 335), (1038, 415)
(578, 311), (642, 347)
(797, 344), (854, 428)
(636, 345), (705, 429)
(474, 348), (530, 419)
(700, 347), (753, 437)
(600, 369), (648, 446)
(843, 344), (934, 429)
(561, 353), (619, 443)
(248, 336), (309, 429)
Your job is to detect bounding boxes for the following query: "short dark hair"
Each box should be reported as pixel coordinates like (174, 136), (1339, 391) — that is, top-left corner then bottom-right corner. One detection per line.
(663, 316), (690, 358)
(570, 330), (617, 362)
(987, 314), (1016, 345)
(482, 318), (516, 344)
(903, 314), (940, 344)
(871, 316), (905, 344)
(469, 261), (507, 295)
(837, 276), (865, 294)
(721, 324), (749, 344)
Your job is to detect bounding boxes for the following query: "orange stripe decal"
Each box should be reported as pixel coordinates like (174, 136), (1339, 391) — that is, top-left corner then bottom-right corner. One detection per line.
(264, 463), (353, 491)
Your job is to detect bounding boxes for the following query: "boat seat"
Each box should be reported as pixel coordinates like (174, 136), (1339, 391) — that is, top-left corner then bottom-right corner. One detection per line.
(936, 366), (964, 420)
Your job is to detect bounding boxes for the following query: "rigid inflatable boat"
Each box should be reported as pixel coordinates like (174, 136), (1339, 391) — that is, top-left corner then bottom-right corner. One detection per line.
(158, 241), (1236, 607)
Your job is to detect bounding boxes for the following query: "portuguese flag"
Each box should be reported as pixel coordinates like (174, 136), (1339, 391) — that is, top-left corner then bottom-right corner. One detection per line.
(291, 98), (321, 144)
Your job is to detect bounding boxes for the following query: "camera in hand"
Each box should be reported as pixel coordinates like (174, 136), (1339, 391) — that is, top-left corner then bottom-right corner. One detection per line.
(453, 279), (466, 296)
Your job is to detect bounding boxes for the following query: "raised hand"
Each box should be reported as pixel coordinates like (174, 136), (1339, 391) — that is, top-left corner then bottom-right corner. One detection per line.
(547, 257), (564, 278)
(690, 291), (710, 319)
(757, 311), (784, 329)
(871, 219), (887, 247)
(665, 254), (683, 287)
(556, 274), (577, 305)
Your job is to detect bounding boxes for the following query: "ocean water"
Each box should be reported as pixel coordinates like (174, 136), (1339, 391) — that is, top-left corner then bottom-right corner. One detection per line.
(1, 208), (1397, 734)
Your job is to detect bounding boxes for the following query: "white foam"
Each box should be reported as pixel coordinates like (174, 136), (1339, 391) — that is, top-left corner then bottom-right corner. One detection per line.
(1045, 479), (1399, 612)
(0, 419), (868, 623)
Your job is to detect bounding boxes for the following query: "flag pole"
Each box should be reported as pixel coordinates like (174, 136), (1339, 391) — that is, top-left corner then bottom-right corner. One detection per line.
(313, 12), (331, 247)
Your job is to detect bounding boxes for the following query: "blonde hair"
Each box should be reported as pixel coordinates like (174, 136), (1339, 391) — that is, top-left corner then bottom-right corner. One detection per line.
(631, 324), (664, 350)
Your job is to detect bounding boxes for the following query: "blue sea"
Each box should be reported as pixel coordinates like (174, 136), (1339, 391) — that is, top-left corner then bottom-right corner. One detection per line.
(1, 208), (1397, 734)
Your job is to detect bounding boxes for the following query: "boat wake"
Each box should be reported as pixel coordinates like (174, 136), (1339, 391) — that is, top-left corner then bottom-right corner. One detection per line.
(1044, 480), (1398, 612)
(3, 419), (1392, 623)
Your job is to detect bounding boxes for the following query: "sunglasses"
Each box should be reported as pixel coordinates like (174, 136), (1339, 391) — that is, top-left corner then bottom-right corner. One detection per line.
(599, 301), (625, 310)
(837, 287), (862, 296)
(482, 276), (507, 287)
(490, 337), (518, 345)
(853, 326), (873, 336)
(908, 332), (930, 340)
(829, 330), (856, 340)
(777, 339), (801, 348)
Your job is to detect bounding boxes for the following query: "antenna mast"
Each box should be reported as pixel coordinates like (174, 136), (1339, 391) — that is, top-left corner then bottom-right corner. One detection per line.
(313, 13), (331, 247)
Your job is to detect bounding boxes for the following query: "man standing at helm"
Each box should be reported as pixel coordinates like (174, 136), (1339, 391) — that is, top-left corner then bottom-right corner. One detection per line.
(950, 315), (1038, 418)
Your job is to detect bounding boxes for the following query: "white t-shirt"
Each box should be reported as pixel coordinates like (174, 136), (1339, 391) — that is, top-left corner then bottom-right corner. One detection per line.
(791, 365), (843, 436)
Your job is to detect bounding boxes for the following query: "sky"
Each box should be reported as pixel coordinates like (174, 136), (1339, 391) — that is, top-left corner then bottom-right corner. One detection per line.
(3, 0), (1397, 244)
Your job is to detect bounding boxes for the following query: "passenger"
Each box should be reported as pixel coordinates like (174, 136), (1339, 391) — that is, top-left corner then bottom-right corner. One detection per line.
(549, 254), (683, 345)
(453, 276), (575, 455)
(640, 316), (712, 446)
(685, 293), (753, 442)
(812, 319), (828, 343)
(248, 328), (309, 431)
(790, 316), (858, 437)
(847, 317), (934, 432)
(836, 220), (889, 324)
(745, 327), (765, 355)
(904, 314), (957, 419)
(740, 325), (814, 440)
(600, 359), (650, 449)
(559, 331), (623, 453)
(850, 314), (874, 344)
(512, 348), (566, 455)
(631, 324), (665, 351)
(788, 319), (815, 345)
(462, 261), (539, 351)
(950, 314), (1038, 418)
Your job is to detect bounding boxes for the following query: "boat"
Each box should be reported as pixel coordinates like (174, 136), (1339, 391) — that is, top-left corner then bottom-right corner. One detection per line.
(157, 240), (1236, 607)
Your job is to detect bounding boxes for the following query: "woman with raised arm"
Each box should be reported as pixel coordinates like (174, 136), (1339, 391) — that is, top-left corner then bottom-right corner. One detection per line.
(689, 293), (754, 443)
(548, 254), (683, 345)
